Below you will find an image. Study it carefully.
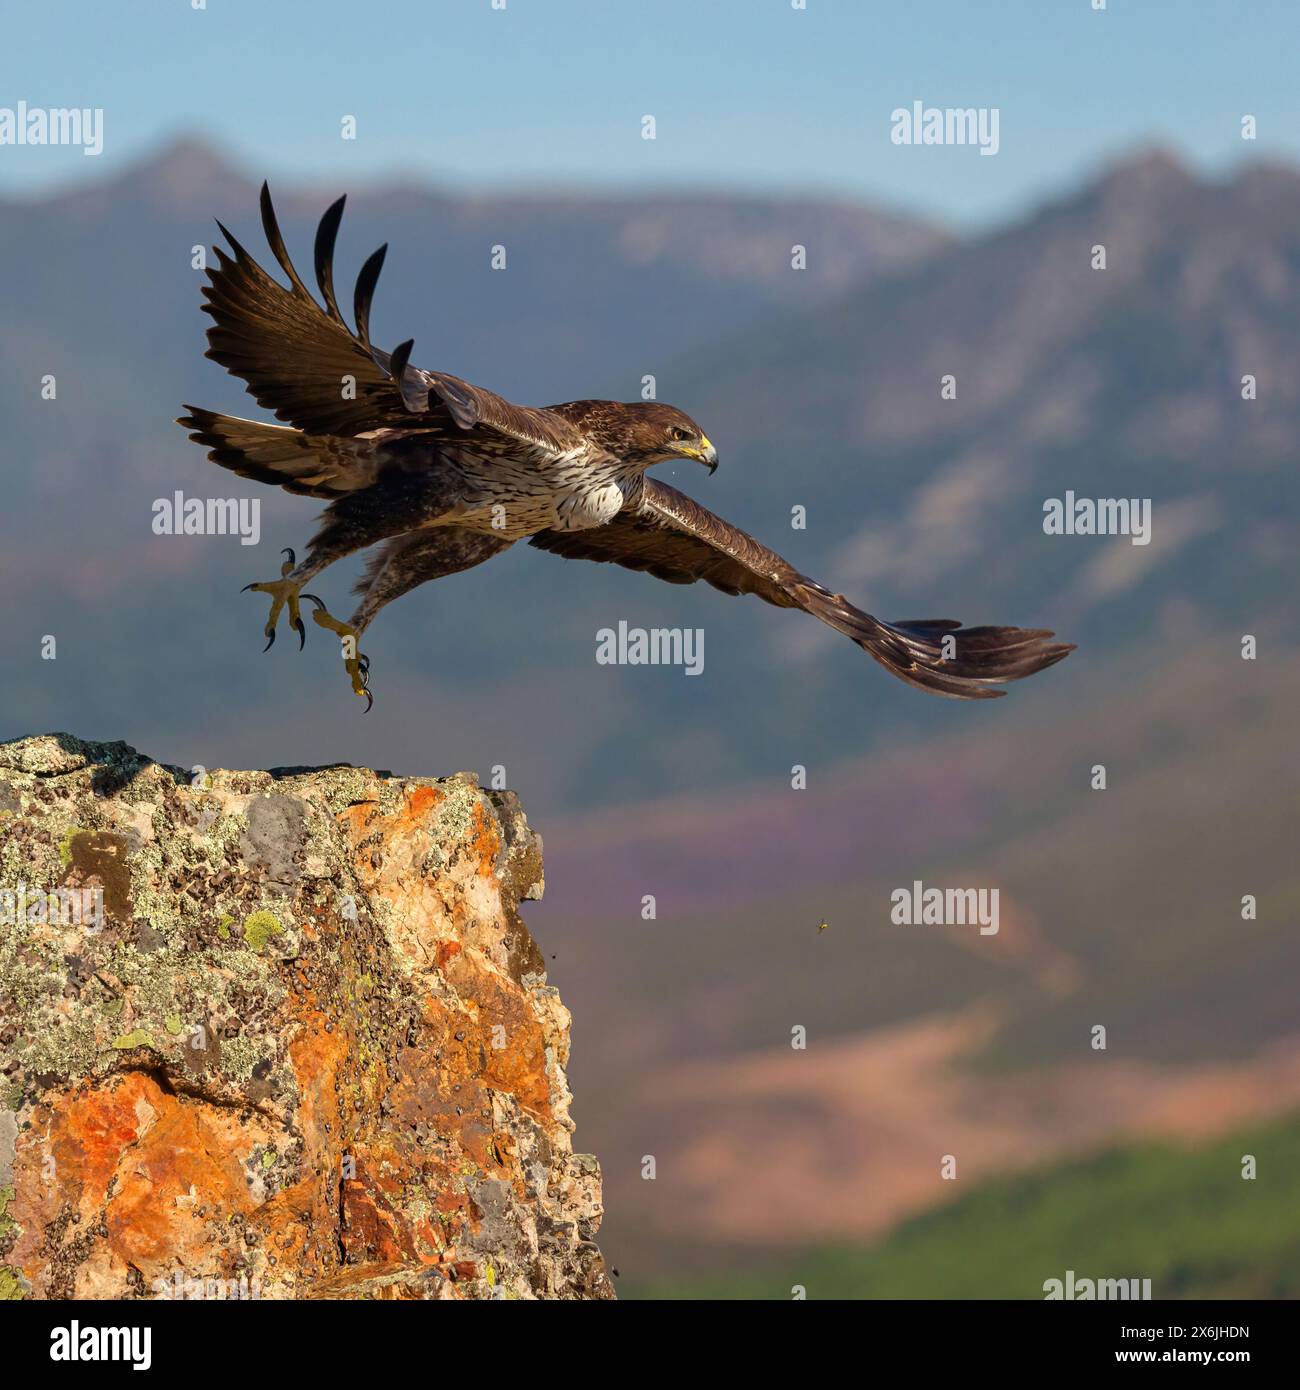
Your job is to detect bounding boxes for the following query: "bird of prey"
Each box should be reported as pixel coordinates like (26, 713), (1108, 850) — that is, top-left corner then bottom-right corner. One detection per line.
(179, 186), (1073, 709)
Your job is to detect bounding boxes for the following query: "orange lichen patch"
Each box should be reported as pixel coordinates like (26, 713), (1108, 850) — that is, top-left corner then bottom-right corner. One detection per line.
(336, 800), (377, 843)
(434, 1188), (469, 1218)
(340, 1170), (420, 1265)
(254, 1175), (326, 1274)
(7, 1076), (161, 1288)
(404, 785), (441, 822)
(360, 1156), (407, 1204)
(104, 1098), (262, 1276)
(46, 1074), (159, 1214)
(434, 940), (464, 972)
(337, 783), (441, 854)
(468, 801), (501, 876)
(9, 1073), (276, 1293)
(440, 955), (553, 1124)
(287, 1008), (349, 1165)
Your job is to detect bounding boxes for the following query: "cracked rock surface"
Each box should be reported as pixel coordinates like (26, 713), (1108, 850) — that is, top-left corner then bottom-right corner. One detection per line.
(0, 733), (611, 1300)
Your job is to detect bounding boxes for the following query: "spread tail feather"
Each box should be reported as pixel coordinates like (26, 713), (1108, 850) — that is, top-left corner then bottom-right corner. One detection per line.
(791, 582), (1075, 699)
(176, 406), (374, 498)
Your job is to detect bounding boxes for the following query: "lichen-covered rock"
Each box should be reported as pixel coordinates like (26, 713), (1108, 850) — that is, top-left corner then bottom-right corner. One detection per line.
(0, 734), (611, 1300)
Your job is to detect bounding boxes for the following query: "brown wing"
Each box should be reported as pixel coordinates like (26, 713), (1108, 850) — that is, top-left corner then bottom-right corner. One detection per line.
(199, 183), (581, 452)
(529, 478), (1074, 699)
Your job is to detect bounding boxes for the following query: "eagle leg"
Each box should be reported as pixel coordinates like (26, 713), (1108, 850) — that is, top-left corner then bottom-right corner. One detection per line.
(302, 596), (374, 711)
(242, 548), (308, 651)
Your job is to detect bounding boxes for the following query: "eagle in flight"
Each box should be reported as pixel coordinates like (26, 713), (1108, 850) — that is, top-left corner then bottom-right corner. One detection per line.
(180, 187), (1073, 709)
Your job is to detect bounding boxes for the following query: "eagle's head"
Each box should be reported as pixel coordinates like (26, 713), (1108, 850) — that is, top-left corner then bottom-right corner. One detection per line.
(581, 401), (718, 474)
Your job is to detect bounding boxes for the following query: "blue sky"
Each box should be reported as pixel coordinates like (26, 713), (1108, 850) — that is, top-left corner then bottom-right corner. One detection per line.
(2, 0), (1298, 227)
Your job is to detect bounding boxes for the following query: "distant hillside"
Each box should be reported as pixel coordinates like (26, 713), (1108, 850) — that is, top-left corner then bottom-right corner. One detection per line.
(625, 1112), (1300, 1299)
(536, 645), (1300, 1274)
(0, 133), (946, 506)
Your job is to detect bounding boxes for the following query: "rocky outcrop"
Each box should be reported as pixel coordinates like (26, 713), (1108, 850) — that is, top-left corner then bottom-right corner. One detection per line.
(0, 734), (611, 1300)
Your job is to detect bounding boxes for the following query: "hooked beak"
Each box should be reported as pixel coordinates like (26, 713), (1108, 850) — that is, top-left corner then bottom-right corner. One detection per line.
(696, 436), (719, 474)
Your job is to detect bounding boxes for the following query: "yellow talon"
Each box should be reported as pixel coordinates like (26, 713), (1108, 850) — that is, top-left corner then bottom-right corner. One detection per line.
(304, 596), (374, 710)
(345, 656), (369, 700)
(308, 605), (351, 638)
(242, 550), (306, 650)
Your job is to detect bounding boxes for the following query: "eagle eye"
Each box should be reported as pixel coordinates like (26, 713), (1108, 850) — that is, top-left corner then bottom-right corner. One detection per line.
(670, 426), (692, 442)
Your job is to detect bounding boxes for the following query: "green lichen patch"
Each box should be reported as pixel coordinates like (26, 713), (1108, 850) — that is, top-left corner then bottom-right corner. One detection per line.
(110, 1030), (155, 1050)
(242, 911), (283, 952)
(58, 826), (87, 867)
(278, 764), (384, 816)
(0, 1265), (24, 1299)
(214, 1033), (273, 1085)
(0, 1183), (16, 1241)
(435, 778), (481, 842)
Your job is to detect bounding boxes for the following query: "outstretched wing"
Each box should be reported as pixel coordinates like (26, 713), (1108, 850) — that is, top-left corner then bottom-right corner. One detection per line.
(529, 478), (1074, 699)
(199, 183), (581, 451)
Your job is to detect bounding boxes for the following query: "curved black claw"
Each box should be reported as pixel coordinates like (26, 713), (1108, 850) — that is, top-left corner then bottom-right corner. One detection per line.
(292, 617), (307, 650)
(299, 595), (369, 705)
(281, 547), (296, 565)
(263, 628), (275, 653)
(361, 689), (374, 713)
(241, 582), (258, 593)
